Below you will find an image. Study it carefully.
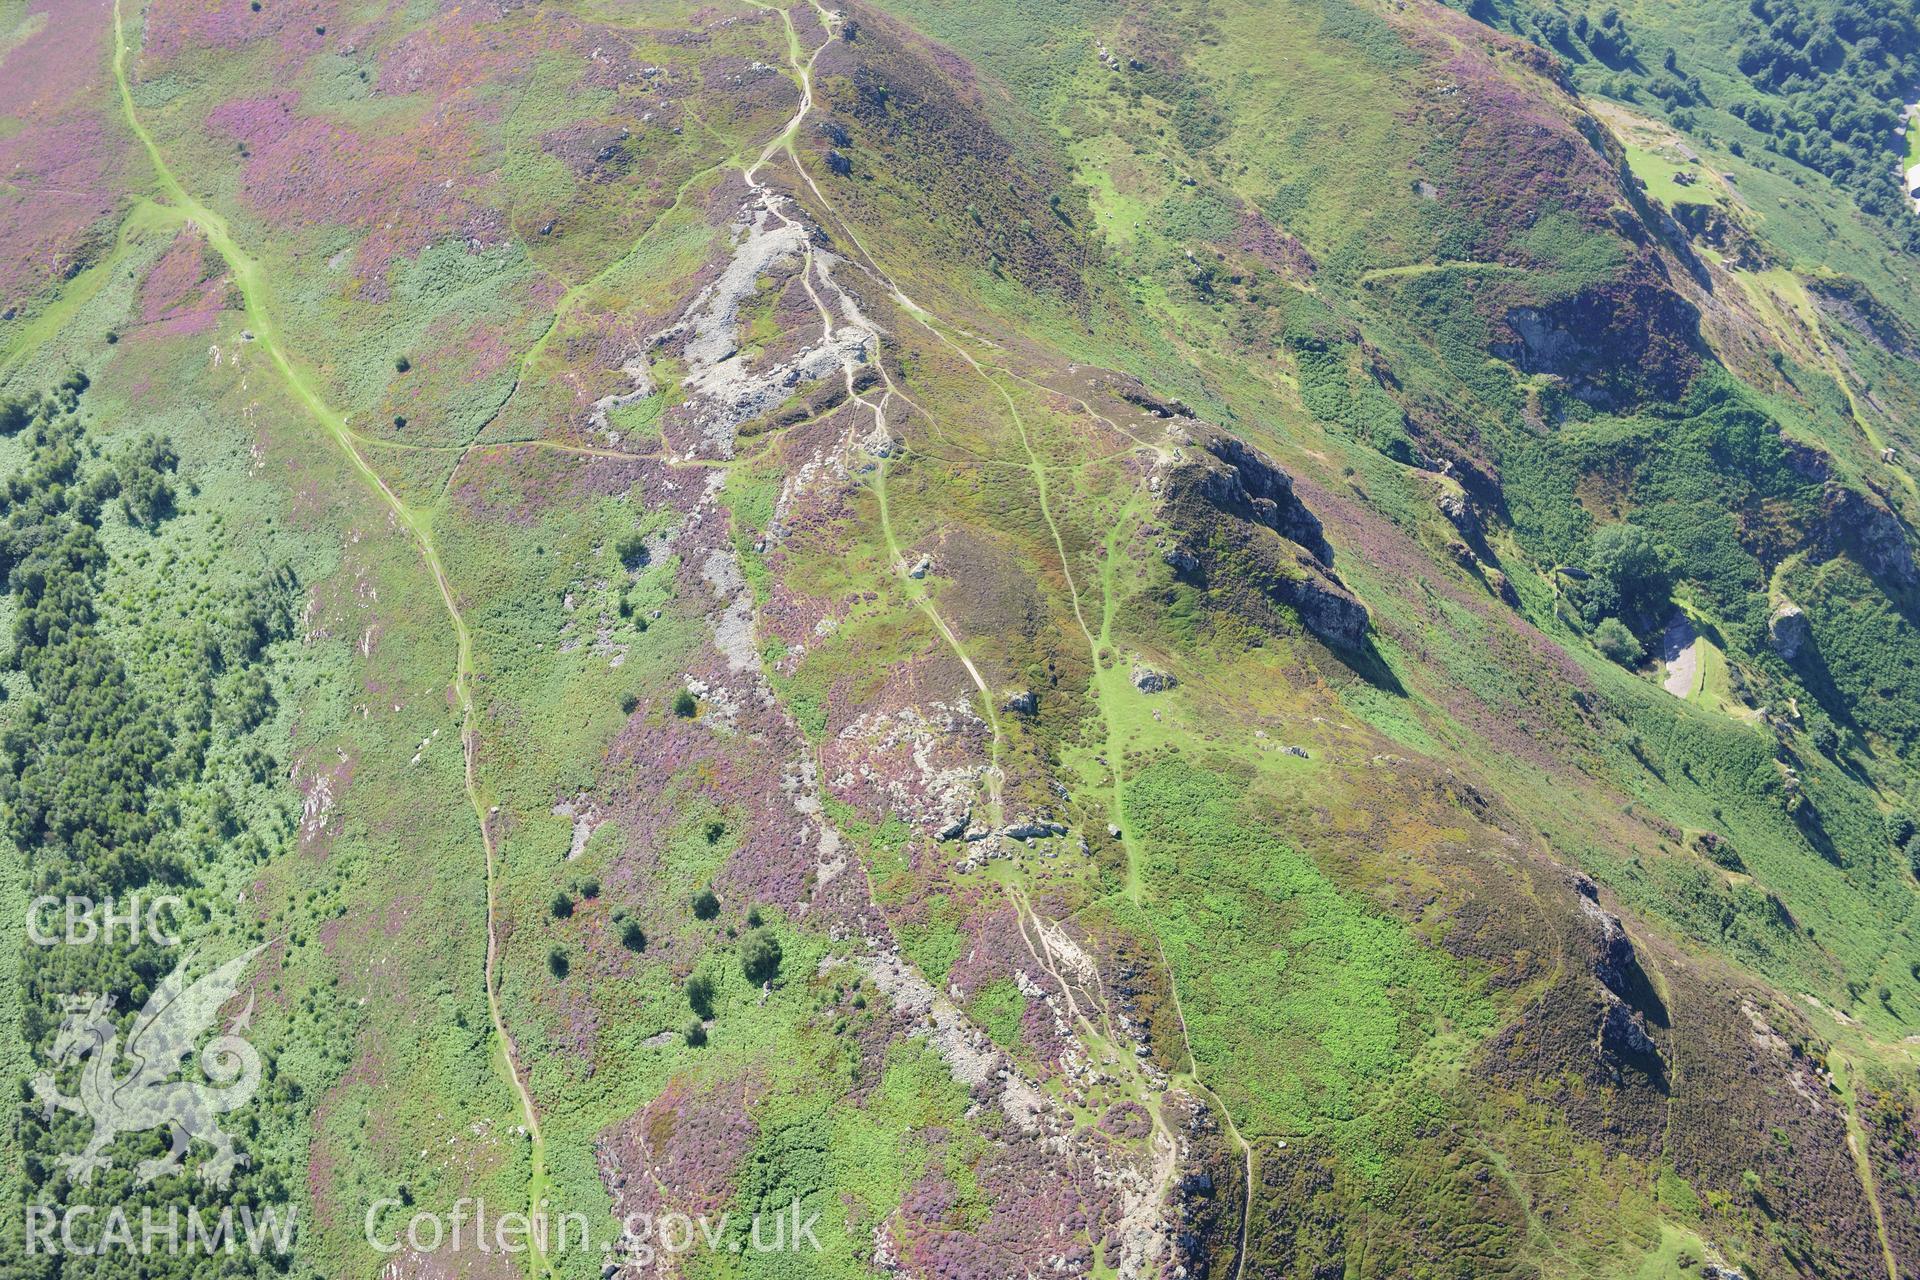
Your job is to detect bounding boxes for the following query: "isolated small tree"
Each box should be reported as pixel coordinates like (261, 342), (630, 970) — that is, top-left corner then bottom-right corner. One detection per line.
(1594, 617), (1642, 666)
(1886, 808), (1916, 851)
(118, 434), (178, 529)
(691, 887), (720, 921)
(617, 917), (646, 952)
(615, 532), (649, 570)
(741, 930), (782, 986)
(395, 355), (411, 372)
(686, 973), (715, 1018)
(0, 394), (30, 435)
(550, 891), (574, 919)
(683, 1019), (707, 1047)
(673, 688), (698, 718)
(547, 946), (570, 978)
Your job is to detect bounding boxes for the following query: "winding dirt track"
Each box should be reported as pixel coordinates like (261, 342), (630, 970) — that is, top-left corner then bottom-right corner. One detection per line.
(109, 4), (554, 1271)
(745, 5), (1257, 1274)
(110, 0), (1259, 1273)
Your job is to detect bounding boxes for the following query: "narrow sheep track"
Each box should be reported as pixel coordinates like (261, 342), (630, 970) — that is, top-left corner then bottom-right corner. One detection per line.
(114, 0), (1251, 1271)
(109, 3), (555, 1273)
(744, 4), (1256, 1275)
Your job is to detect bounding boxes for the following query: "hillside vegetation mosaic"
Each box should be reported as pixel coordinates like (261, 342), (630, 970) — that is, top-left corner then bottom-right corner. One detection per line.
(3, 0), (1920, 1277)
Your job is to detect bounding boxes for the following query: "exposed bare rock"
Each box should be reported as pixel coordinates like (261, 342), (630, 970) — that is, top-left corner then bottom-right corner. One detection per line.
(849, 948), (1048, 1124)
(1156, 429), (1369, 650)
(1768, 601), (1810, 660)
(1817, 481), (1916, 589)
(1668, 200), (1773, 272)
(1435, 488), (1481, 542)
(640, 192), (875, 457)
(1116, 385), (1195, 420)
(1808, 276), (1916, 358)
(1599, 999), (1660, 1061)
(1492, 281), (1700, 407)
(1286, 566), (1370, 650)
(1131, 666), (1177, 694)
(1190, 430), (1332, 564)
(1577, 892), (1639, 999)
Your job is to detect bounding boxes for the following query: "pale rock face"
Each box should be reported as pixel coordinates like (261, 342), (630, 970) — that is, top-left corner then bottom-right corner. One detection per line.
(1130, 666), (1177, 694)
(1768, 601), (1811, 661)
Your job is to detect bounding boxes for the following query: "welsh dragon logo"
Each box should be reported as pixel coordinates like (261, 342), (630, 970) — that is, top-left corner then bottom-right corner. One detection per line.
(31, 944), (266, 1189)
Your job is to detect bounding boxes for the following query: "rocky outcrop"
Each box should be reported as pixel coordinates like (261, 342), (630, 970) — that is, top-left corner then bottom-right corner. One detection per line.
(1157, 428), (1369, 650)
(1435, 490), (1480, 543)
(1579, 896), (1638, 999)
(1429, 482), (1520, 606)
(1783, 437), (1831, 482)
(1492, 280), (1700, 408)
(1572, 876), (1644, 997)
(1768, 601), (1810, 661)
(1283, 570), (1370, 650)
(641, 193), (875, 457)
(1808, 276), (1916, 359)
(1769, 439), (1918, 589)
(1195, 432), (1333, 564)
(1117, 385), (1195, 421)
(1599, 1000), (1659, 1060)
(1131, 666), (1177, 694)
(1817, 481), (1917, 589)
(1484, 566), (1519, 606)
(1759, 431), (1920, 590)
(1668, 201), (1773, 272)
(1571, 874), (1665, 1074)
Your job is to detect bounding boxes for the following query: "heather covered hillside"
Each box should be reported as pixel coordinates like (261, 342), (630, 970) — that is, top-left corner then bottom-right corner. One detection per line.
(1, 1), (1918, 1279)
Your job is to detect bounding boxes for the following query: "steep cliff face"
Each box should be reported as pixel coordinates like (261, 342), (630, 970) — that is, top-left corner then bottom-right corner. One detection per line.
(1493, 280), (1702, 408)
(1157, 426), (1369, 651)
(1756, 438), (1920, 591)
(1191, 433), (1334, 565)
(1817, 481), (1918, 591)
